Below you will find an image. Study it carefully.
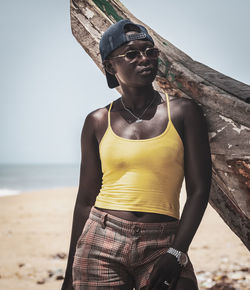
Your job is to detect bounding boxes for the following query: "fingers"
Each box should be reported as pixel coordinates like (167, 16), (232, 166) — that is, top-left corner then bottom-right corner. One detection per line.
(154, 278), (170, 290)
(146, 275), (171, 290)
(145, 254), (181, 289)
(146, 279), (170, 290)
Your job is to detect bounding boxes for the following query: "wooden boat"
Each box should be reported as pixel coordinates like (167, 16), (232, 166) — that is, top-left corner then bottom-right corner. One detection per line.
(70, 0), (250, 249)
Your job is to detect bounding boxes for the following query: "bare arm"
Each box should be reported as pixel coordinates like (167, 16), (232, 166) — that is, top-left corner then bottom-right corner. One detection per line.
(146, 99), (212, 289)
(171, 99), (212, 252)
(61, 112), (103, 290)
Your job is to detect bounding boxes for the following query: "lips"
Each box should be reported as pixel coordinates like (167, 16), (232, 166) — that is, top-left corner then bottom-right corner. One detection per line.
(139, 66), (153, 72)
(138, 66), (154, 74)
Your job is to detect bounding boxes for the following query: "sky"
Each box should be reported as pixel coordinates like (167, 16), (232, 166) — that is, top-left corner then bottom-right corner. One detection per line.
(1, 0), (249, 164)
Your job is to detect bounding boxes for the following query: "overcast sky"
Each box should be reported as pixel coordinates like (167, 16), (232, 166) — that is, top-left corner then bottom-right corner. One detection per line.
(1, 0), (249, 164)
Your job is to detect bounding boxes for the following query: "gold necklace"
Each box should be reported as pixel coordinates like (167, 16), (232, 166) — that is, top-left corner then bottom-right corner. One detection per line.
(120, 92), (157, 123)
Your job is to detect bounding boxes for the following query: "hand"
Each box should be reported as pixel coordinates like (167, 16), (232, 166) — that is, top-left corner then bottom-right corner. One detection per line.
(146, 253), (182, 290)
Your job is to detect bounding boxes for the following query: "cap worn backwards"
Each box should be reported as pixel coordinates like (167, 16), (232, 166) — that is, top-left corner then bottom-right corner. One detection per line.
(99, 19), (154, 88)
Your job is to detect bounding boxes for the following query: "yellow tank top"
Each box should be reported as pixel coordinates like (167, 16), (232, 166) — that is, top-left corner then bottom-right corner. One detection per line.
(94, 93), (184, 219)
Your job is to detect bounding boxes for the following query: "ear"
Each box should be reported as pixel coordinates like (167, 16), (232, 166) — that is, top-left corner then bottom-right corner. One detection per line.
(103, 60), (116, 75)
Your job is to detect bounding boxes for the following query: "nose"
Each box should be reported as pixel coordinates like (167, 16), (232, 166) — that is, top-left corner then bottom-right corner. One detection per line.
(138, 51), (148, 59)
(137, 51), (151, 65)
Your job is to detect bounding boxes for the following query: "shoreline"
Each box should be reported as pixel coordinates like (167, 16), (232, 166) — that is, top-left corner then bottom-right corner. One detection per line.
(0, 187), (249, 289)
(0, 186), (76, 198)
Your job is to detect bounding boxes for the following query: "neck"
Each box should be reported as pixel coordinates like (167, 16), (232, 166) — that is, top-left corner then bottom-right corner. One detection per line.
(120, 85), (155, 110)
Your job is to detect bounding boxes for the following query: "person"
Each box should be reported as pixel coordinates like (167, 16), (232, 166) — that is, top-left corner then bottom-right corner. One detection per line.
(61, 19), (212, 290)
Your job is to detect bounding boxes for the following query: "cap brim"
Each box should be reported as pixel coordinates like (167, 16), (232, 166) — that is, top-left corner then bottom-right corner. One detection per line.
(105, 70), (119, 88)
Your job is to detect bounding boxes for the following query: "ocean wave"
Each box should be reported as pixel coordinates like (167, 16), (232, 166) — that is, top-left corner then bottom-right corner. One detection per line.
(0, 189), (21, 197)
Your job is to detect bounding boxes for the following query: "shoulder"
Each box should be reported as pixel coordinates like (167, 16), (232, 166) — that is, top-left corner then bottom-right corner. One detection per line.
(86, 106), (108, 124)
(81, 102), (112, 136)
(176, 98), (209, 142)
(84, 97), (121, 125)
(169, 95), (201, 110)
(170, 96), (205, 123)
(181, 98), (205, 125)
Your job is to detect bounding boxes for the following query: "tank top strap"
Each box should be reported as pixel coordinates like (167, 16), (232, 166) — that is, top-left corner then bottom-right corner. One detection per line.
(108, 101), (113, 127)
(165, 92), (172, 123)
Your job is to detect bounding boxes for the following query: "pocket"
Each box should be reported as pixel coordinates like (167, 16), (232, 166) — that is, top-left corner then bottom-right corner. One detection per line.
(163, 231), (176, 247)
(76, 219), (95, 249)
(169, 232), (176, 245)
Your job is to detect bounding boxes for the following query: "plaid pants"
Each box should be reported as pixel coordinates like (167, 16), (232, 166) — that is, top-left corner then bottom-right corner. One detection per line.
(73, 206), (198, 289)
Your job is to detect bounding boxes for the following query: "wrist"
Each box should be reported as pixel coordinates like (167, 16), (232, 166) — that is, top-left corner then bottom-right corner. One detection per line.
(171, 242), (188, 253)
(167, 247), (189, 267)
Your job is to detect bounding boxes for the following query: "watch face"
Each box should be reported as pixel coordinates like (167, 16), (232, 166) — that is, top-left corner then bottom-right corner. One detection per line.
(179, 253), (189, 266)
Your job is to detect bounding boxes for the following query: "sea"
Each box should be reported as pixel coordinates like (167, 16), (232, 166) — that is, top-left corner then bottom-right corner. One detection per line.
(0, 164), (80, 197)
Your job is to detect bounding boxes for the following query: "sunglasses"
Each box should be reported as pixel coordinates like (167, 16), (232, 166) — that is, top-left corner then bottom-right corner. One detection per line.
(109, 47), (160, 61)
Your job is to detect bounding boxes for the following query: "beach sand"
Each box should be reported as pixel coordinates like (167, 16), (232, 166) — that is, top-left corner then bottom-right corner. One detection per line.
(0, 187), (249, 290)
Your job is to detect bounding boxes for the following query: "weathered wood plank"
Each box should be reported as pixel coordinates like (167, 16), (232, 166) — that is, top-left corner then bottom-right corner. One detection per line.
(185, 60), (250, 103)
(70, 0), (250, 249)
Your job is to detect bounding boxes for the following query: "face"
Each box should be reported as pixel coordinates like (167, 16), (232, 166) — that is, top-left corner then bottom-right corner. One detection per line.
(105, 39), (159, 88)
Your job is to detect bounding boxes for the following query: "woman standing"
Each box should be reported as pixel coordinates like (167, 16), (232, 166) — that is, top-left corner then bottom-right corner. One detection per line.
(62, 19), (212, 290)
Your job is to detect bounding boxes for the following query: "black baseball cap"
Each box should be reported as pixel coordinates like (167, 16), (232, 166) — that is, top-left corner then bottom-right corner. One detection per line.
(99, 19), (154, 88)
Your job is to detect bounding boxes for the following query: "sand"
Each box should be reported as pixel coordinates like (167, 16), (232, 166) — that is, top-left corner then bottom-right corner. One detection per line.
(0, 187), (249, 290)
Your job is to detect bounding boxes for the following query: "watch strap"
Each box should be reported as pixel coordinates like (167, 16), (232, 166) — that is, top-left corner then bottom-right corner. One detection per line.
(167, 247), (188, 267)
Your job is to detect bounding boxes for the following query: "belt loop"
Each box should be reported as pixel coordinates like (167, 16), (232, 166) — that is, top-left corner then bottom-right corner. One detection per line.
(160, 224), (165, 235)
(101, 213), (108, 229)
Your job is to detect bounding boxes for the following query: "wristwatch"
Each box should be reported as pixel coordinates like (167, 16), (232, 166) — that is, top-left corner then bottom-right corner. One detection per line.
(167, 247), (189, 267)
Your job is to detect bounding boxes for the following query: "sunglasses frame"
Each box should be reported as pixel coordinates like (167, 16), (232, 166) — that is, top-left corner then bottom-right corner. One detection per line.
(109, 47), (160, 61)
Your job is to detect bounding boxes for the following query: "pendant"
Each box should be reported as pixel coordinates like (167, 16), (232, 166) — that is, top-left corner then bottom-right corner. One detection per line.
(136, 119), (143, 123)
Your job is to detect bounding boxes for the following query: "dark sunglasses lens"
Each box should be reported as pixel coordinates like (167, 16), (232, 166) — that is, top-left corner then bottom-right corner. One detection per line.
(146, 48), (159, 58)
(125, 50), (140, 60)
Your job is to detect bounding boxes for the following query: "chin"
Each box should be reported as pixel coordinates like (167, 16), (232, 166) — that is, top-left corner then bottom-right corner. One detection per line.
(120, 74), (157, 88)
(139, 74), (157, 85)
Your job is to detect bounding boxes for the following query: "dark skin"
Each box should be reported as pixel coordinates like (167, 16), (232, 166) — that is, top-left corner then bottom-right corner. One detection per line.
(62, 38), (212, 290)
